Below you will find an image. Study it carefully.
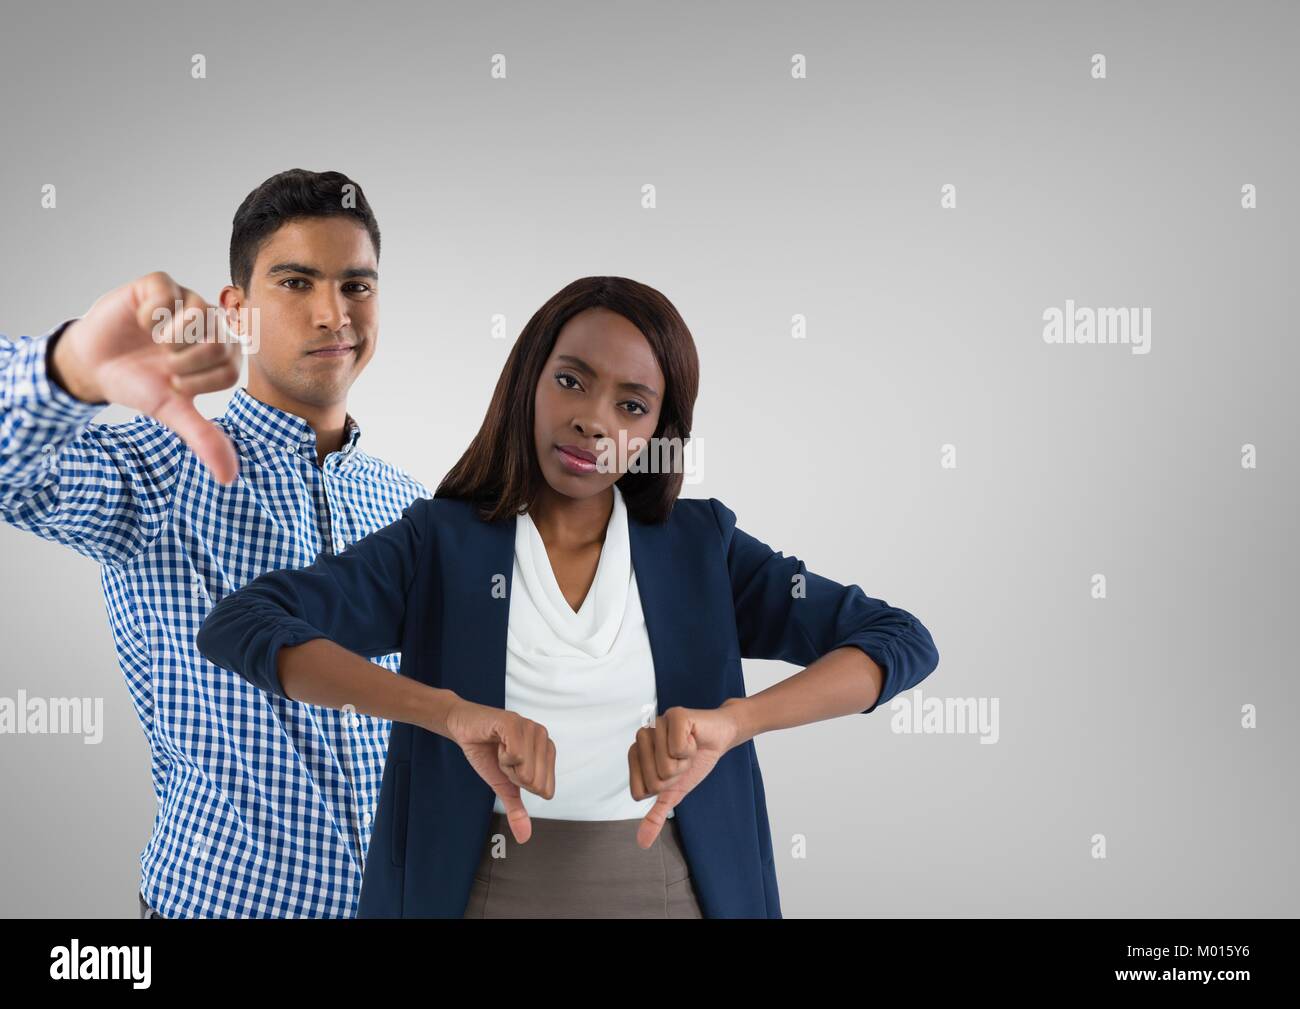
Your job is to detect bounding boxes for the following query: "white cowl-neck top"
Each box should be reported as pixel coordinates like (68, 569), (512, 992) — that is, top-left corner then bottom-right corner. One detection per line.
(492, 483), (670, 821)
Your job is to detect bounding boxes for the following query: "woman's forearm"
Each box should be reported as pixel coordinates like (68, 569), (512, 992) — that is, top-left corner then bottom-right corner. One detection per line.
(278, 637), (459, 737)
(727, 645), (884, 745)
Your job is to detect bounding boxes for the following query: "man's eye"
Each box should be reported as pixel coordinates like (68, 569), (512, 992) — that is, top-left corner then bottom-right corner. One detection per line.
(344, 283), (373, 295)
(281, 278), (309, 290)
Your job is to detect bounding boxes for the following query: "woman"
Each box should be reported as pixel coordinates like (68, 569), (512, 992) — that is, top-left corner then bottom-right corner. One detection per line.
(195, 276), (940, 918)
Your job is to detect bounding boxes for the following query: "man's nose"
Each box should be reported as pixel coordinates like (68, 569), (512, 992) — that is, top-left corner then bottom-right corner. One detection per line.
(313, 287), (350, 332)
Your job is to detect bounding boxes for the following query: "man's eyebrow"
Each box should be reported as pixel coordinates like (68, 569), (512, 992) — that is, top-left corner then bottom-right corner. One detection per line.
(265, 263), (379, 281)
(555, 354), (660, 399)
(267, 262), (324, 278)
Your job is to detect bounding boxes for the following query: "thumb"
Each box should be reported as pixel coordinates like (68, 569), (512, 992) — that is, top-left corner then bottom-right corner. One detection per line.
(490, 722), (535, 843)
(493, 776), (533, 844)
(152, 395), (239, 486)
(637, 798), (674, 850)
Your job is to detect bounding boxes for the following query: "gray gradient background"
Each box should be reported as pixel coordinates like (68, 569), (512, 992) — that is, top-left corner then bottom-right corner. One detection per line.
(1, 0), (1295, 917)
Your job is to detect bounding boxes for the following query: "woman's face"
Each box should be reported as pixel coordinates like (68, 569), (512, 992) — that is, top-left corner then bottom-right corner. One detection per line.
(533, 307), (665, 503)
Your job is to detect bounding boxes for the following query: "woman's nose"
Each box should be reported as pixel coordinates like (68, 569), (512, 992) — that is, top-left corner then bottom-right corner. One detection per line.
(573, 417), (608, 441)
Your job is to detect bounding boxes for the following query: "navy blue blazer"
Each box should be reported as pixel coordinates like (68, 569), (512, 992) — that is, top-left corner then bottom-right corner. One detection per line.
(196, 494), (940, 917)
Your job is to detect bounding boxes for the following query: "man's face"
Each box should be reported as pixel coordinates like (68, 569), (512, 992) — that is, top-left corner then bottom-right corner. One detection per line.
(532, 307), (665, 503)
(224, 216), (378, 409)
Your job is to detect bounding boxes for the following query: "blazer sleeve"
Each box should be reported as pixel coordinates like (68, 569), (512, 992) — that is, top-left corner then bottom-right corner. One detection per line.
(709, 498), (939, 714)
(195, 498), (426, 698)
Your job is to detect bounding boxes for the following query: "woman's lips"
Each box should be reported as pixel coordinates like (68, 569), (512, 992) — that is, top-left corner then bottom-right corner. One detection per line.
(555, 445), (598, 474)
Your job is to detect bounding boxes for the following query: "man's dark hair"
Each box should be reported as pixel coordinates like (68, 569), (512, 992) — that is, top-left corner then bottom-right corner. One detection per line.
(229, 169), (381, 290)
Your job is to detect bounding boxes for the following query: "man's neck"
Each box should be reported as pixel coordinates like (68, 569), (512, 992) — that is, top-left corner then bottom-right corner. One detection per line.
(245, 380), (349, 466)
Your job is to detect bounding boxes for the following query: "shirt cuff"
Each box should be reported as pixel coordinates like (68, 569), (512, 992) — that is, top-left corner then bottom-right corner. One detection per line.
(20, 320), (108, 424)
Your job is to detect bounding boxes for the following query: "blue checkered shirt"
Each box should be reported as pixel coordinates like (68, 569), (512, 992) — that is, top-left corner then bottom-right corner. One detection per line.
(0, 322), (431, 917)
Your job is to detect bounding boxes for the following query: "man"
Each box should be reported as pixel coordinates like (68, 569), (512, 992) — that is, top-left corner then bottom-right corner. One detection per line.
(0, 169), (430, 917)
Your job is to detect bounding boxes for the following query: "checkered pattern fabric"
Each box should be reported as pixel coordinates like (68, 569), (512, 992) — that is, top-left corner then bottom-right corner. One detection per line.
(0, 322), (431, 917)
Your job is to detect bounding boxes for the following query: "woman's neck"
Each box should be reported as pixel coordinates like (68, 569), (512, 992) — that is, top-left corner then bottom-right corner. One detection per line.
(530, 485), (614, 549)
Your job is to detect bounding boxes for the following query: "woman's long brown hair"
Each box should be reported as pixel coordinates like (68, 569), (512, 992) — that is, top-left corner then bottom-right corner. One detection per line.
(435, 276), (700, 524)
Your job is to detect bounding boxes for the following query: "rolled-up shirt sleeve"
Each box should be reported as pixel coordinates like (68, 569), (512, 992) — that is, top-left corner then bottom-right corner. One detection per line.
(709, 497), (939, 713)
(195, 498), (426, 698)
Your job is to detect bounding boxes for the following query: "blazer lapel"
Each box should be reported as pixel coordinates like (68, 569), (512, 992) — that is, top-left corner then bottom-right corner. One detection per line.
(627, 513), (675, 716)
(440, 510), (517, 712)
(628, 511), (714, 715)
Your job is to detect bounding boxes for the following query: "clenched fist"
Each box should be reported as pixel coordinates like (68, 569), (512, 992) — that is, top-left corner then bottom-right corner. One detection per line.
(628, 702), (746, 849)
(444, 698), (557, 844)
(49, 272), (242, 484)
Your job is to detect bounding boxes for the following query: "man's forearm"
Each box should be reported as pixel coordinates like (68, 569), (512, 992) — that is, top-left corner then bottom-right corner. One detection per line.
(277, 637), (460, 737)
(725, 645), (884, 746)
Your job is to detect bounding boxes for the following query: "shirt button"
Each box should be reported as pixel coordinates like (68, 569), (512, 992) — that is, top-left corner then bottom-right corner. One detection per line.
(362, 811), (372, 827)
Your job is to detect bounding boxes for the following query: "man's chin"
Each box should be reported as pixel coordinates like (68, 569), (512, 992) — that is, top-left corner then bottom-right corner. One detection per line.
(278, 375), (356, 410)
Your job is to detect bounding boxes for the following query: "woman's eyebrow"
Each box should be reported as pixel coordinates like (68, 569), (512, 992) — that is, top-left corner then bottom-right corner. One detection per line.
(555, 354), (660, 399)
(621, 380), (660, 400)
(555, 354), (596, 376)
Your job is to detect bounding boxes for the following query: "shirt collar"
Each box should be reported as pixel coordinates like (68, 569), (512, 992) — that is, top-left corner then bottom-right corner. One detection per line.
(222, 387), (362, 459)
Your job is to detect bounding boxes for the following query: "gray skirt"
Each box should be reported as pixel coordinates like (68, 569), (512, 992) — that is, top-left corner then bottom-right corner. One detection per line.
(463, 811), (704, 918)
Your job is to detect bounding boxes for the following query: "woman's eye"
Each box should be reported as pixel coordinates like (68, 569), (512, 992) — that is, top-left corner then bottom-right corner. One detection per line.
(556, 372), (580, 390)
(623, 401), (648, 416)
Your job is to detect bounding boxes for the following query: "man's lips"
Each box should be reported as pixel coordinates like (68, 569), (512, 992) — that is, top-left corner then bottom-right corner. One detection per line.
(555, 444), (598, 473)
(307, 345), (356, 357)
